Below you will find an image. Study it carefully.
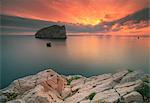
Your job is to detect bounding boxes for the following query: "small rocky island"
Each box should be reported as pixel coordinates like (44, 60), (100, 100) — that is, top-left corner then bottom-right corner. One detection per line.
(0, 69), (149, 103)
(35, 25), (67, 39)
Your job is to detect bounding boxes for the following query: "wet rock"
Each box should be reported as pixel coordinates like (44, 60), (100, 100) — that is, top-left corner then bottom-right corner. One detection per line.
(46, 42), (51, 47)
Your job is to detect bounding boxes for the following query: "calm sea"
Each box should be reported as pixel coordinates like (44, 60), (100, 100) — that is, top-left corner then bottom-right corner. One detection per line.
(1, 35), (150, 88)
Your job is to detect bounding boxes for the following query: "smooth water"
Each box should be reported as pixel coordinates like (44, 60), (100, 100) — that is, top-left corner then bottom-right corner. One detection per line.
(1, 35), (150, 88)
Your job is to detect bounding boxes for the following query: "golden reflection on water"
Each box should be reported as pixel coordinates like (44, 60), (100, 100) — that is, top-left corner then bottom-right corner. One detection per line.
(66, 36), (149, 66)
(67, 36), (101, 59)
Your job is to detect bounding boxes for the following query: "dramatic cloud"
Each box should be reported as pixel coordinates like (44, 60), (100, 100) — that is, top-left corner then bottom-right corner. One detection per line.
(1, 8), (149, 35)
(1, 0), (149, 25)
(1, 0), (149, 35)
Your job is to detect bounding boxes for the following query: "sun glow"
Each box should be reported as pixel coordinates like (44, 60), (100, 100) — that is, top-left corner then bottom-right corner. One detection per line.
(76, 17), (103, 25)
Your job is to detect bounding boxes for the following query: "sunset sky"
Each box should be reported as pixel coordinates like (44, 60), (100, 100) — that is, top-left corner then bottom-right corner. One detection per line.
(1, 0), (150, 35)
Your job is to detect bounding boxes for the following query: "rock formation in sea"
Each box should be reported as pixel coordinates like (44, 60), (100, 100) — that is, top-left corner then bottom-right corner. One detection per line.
(0, 69), (149, 103)
(35, 25), (67, 39)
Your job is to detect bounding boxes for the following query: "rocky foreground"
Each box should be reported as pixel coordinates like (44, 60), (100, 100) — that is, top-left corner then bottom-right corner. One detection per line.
(0, 69), (149, 103)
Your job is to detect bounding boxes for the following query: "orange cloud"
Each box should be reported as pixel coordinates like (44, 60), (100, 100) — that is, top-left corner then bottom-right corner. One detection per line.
(1, 0), (149, 25)
(106, 20), (150, 35)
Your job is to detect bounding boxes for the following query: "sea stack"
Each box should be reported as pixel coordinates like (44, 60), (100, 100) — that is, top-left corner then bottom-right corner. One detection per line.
(35, 25), (67, 39)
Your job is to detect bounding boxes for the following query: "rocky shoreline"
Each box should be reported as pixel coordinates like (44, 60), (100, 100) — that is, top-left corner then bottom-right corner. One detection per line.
(0, 69), (149, 103)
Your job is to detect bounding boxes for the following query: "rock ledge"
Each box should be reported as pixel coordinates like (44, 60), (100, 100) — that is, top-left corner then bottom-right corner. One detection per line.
(0, 69), (148, 103)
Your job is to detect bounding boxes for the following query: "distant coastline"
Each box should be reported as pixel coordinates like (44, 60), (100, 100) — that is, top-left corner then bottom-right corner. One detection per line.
(1, 34), (150, 37)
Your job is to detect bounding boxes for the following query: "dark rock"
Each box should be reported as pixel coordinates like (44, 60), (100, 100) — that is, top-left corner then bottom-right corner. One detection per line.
(35, 25), (67, 39)
(46, 42), (51, 47)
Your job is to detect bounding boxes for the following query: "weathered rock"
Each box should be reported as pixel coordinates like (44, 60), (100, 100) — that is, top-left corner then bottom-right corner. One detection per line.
(112, 70), (129, 82)
(71, 78), (86, 92)
(19, 85), (63, 103)
(61, 85), (71, 98)
(77, 73), (113, 93)
(92, 89), (120, 103)
(35, 25), (67, 39)
(115, 80), (143, 96)
(64, 91), (89, 103)
(3, 69), (66, 94)
(120, 71), (142, 83)
(6, 99), (24, 103)
(123, 91), (143, 103)
(80, 99), (90, 103)
(1, 69), (146, 103)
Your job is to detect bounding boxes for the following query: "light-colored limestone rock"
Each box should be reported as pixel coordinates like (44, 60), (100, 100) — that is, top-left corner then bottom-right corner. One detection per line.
(71, 77), (86, 87)
(123, 91), (143, 103)
(112, 70), (129, 82)
(115, 80), (143, 96)
(77, 74), (113, 93)
(80, 99), (90, 103)
(61, 85), (72, 98)
(92, 89), (120, 103)
(22, 85), (63, 103)
(87, 73), (112, 84)
(115, 79), (143, 88)
(89, 84), (111, 94)
(120, 71), (142, 83)
(3, 69), (66, 95)
(1, 69), (146, 103)
(6, 99), (25, 103)
(71, 78), (86, 92)
(64, 91), (89, 103)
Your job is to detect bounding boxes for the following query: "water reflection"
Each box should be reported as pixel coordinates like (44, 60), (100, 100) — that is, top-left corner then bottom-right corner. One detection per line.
(66, 36), (149, 71)
(1, 35), (149, 88)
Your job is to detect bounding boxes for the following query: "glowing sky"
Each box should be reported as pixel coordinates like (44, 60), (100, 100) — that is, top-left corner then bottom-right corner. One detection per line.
(1, 0), (149, 35)
(1, 0), (149, 25)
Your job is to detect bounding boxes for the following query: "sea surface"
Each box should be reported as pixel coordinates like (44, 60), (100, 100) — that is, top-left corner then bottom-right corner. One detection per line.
(1, 35), (150, 88)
